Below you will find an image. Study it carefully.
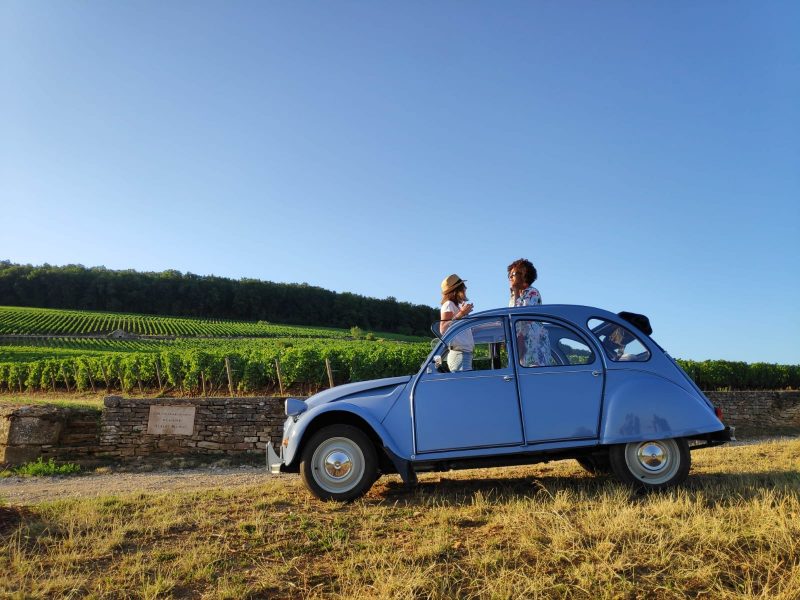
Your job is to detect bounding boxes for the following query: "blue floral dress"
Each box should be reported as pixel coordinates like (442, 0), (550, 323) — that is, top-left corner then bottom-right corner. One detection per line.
(509, 287), (551, 367)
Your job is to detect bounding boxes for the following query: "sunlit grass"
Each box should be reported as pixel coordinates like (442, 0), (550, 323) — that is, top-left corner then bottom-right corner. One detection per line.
(0, 457), (81, 478)
(1, 440), (798, 598)
(0, 392), (106, 410)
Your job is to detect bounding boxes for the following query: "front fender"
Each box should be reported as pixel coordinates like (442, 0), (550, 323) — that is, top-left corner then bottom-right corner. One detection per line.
(282, 402), (405, 468)
(600, 370), (724, 445)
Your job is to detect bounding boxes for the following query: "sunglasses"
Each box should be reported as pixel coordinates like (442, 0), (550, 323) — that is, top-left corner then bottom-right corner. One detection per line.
(508, 271), (521, 279)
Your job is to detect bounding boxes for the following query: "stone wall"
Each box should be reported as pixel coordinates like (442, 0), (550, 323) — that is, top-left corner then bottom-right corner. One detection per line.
(98, 396), (285, 459)
(1, 391), (799, 466)
(0, 405), (100, 464)
(707, 390), (800, 436)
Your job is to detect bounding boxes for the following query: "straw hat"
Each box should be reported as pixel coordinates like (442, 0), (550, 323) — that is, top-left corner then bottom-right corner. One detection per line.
(440, 274), (466, 294)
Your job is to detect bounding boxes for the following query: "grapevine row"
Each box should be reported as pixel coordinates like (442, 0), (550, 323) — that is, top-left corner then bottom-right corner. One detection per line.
(0, 306), (379, 339)
(0, 341), (432, 394)
(0, 347), (797, 394)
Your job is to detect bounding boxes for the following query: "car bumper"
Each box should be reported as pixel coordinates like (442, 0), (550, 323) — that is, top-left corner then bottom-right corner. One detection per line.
(691, 426), (736, 449)
(267, 443), (283, 474)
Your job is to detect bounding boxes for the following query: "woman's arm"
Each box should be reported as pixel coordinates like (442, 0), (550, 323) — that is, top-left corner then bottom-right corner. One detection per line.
(440, 310), (456, 333)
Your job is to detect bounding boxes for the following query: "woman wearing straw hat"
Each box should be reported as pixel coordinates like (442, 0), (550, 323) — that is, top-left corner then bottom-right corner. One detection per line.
(440, 274), (474, 371)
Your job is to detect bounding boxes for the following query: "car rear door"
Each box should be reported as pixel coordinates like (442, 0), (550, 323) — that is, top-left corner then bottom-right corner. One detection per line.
(511, 317), (604, 443)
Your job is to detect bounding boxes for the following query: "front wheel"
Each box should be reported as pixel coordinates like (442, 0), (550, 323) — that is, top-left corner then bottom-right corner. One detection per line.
(300, 425), (378, 501)
(609, 438), (690, 490)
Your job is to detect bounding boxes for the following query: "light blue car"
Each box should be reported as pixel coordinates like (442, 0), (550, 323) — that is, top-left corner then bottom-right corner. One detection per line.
(268, 305), (733, 501)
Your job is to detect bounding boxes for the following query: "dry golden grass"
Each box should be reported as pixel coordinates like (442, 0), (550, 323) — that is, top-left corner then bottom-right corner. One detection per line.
(0, 392), (107, 410)
(1, 439), (798, 599)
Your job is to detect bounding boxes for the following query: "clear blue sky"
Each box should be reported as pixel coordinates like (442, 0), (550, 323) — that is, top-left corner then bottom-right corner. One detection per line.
(1, 2), (798, 363)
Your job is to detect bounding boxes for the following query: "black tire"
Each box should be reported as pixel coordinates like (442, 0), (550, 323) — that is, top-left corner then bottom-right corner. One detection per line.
(300, 424), (378, 501)
(576, 453), (612, 475)
(609, 438), (690, 491)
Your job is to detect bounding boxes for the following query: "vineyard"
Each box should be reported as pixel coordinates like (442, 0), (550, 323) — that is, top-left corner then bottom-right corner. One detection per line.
(0, 306), (421, 341)
(0, 306), (798, 395)
(0, 306), (433, 394)
(0, 340), (432, 395)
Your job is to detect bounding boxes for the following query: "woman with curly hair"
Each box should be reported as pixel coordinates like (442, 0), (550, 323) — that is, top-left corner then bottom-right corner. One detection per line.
(507, 258), (550, 367)
(507, 258), (541, 307)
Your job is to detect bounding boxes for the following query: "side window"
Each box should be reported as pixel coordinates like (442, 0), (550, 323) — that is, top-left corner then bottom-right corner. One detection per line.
(514, 321), (595, 368)
(588, 318), (651, 362)
(470, 320), (509, 371)
(434, 318), (508, 372)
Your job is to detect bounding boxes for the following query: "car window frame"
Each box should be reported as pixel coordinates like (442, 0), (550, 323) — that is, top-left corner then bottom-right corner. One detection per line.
(422, 315), (514, 378)
(510, 315), (600, 370)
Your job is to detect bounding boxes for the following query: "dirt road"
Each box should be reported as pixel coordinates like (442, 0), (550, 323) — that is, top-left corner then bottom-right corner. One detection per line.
(0, 466), (296, 505)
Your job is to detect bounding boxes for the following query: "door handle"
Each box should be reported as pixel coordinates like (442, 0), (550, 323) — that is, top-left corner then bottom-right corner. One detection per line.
(592, 370), (601, 377)
(503, 375), (514, 382)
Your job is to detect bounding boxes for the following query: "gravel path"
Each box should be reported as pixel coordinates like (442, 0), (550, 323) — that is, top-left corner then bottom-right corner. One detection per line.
(0, 467), (297, 505)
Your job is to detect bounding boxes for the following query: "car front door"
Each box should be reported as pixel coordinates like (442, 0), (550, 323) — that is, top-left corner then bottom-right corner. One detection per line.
(413, 317), (524, 454)
(511, 317), (604, 443)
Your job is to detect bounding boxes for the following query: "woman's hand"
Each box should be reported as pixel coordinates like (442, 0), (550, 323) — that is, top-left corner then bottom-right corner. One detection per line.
(458, 303), (474, 317)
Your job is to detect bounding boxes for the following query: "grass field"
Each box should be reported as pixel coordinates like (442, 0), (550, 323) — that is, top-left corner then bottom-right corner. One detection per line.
(1, 439), (798, 599)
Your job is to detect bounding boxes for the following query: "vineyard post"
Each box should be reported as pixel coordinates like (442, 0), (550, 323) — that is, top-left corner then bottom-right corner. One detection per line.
(201, 371), (207, 397)
(78, 360), (97, 393)
(18, 376), (23, 394)
(275, 358), (284, 395)
(154, 359), (163, 392)
(50, 370), (57, 393)
(100, 363), (110, 391)
(326, 358), (335, 388)
(224, 357), (235, 397)
(60, 364), (72, 393)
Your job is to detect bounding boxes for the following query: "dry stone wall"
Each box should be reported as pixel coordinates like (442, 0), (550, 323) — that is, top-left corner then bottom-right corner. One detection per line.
(99, 396), (286, 459)
(707, 390), (800, 436)
(0, 405), (100, 464)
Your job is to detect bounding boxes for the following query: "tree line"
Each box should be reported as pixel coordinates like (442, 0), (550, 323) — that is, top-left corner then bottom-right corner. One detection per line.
(0, 262), (438, 336)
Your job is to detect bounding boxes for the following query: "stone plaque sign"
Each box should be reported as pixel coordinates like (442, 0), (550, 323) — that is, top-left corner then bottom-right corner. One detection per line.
(147, 405), (196, 435)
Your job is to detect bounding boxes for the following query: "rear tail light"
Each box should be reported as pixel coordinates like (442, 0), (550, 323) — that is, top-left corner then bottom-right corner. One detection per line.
(714, 407), (724, 420)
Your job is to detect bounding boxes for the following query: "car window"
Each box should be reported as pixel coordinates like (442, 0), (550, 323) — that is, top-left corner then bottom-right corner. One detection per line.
(588, 318), (651, 362)
(514, 321), (595, 368)
(433, 318), (508, 372)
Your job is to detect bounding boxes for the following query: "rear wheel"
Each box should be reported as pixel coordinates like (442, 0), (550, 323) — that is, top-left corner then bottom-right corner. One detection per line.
(609, 438), (690, 490)
(300, 425), (378, 501)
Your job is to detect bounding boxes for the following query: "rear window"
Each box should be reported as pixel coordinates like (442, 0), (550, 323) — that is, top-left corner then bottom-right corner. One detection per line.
(588, 318), (651, 362)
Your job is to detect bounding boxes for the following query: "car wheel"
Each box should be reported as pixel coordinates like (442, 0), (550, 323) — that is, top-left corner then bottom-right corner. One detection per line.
(609, 438), (690, 490)
(300, 424), (378, 501)
(576, 453), (612, 475)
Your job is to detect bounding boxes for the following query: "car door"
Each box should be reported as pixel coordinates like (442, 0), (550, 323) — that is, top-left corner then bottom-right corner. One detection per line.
(413, 317), (524, 454)
(511, 317), (604, 443)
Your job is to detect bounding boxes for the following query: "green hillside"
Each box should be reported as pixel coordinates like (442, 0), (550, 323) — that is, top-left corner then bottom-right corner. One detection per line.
(0, 306), (424, 341)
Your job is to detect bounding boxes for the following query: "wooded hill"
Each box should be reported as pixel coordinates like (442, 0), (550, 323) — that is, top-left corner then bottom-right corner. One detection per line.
(0, 262), (438, 336)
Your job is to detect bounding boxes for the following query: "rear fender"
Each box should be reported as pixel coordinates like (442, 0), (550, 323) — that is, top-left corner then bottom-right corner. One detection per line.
(600, 370), (724, 445)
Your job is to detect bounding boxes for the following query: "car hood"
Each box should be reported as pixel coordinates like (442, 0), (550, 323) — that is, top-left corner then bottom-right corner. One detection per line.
(304, 375), (412, 410)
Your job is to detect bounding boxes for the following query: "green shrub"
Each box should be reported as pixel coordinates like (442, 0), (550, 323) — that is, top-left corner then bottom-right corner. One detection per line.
(10, 457), (81, 477)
